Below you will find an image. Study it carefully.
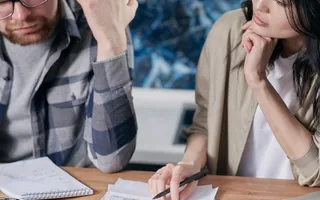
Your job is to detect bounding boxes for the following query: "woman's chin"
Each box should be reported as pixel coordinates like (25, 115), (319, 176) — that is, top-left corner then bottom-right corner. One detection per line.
(250, 23), (299, 39)
(250, 24), (271, 37)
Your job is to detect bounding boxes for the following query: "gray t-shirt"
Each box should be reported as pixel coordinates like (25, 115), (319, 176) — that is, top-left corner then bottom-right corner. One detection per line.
(0, 34), (56, 162)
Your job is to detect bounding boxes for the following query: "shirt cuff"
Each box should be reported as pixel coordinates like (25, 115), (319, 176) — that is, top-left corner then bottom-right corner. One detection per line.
(290, 141), (319, 178)
(92, 52), (130, 92)
(93, 51), (126, 64)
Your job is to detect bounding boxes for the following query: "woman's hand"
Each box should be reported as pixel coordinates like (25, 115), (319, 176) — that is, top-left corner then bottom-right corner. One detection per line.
(241, 21), (278, 89)
(148, 162), (200, 200)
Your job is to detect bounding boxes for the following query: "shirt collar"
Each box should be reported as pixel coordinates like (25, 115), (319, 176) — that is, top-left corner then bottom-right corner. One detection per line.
(0, 0), (83, 65)
(60, 0), (82, 40)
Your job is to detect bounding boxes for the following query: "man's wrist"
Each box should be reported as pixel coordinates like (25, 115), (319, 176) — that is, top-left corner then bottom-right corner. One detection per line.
(96, 33), (127, 62)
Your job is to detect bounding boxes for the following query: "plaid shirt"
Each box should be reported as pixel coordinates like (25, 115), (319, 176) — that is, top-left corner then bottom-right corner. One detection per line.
(0, 0), (137, 172)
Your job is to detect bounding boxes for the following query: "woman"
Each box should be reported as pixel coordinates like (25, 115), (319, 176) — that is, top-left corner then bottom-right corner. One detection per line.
(148, 0), (320, 199)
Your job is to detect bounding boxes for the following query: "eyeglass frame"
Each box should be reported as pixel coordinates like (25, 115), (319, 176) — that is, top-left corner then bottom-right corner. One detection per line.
(0, 0), (48, 20)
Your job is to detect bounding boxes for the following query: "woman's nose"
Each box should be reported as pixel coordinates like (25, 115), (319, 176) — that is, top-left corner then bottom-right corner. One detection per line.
(255, 0), (270, 13)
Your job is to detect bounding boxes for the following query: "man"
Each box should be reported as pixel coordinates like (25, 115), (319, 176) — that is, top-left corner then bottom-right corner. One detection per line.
(0, 0), (138, 173)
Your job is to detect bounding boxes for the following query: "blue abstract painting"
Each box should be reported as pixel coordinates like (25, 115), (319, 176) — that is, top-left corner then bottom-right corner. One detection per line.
(130, 0), (240, 89)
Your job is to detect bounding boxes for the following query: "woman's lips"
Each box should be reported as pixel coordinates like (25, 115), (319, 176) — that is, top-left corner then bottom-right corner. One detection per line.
(253, 13), (267, 27)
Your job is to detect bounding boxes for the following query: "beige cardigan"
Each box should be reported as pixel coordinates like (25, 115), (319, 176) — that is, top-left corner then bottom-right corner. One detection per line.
(183, 9), (320, 186)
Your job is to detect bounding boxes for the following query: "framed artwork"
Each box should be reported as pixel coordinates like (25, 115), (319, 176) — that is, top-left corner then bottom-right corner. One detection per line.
(130, 0), (240, 89)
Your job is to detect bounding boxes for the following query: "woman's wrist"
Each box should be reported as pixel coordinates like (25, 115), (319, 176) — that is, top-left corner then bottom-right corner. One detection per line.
(245, 70), (268, 90)
(177, 160), (202, 171)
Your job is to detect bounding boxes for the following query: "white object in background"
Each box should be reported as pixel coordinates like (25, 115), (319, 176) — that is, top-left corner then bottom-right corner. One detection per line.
(102, 178), (219, 200)
(130, 87), (195, 165)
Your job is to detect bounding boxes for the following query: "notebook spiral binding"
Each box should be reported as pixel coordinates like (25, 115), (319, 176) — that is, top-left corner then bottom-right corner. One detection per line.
(21, 188), (93, 199)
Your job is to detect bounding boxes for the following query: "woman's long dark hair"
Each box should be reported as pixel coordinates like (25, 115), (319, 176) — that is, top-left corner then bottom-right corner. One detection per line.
(240, 0), (320, 132)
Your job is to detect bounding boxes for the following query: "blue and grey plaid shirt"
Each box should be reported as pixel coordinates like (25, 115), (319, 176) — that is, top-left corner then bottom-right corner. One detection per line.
(0, 0), (137, 172)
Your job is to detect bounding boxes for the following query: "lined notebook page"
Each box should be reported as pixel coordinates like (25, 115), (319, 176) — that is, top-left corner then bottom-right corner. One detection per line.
(0, 157), (93, 199)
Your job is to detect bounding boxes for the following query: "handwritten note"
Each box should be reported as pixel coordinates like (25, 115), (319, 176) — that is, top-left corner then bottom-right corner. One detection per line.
(0, 157), (93, 199)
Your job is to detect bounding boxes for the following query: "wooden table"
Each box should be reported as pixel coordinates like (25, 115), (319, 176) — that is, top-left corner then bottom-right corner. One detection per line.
(1, 167), (319, 199)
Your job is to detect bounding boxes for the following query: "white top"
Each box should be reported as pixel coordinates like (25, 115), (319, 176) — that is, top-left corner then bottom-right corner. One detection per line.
(237, 54), (299, 180)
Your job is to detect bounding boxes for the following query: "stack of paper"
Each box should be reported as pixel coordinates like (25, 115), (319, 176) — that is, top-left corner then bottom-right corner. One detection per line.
(102, 178), (218, 200)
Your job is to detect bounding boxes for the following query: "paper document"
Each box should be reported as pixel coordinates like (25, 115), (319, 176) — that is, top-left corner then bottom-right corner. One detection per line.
(102, 178), (218, 200)
(0, 157), (93, 199)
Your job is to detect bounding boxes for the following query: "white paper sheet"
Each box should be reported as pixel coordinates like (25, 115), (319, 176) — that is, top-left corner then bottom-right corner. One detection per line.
(102, 179), (218, 200)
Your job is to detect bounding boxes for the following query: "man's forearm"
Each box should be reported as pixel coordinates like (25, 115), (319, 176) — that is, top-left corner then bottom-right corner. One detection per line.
(89, 41), (137, 172)
(88, 137), (136, 173)
(181, 134), (208, 170)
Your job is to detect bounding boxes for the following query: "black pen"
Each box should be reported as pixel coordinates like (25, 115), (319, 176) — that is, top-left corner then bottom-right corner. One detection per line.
(0, 198), (19, 200)
(152, 166), (209, 199)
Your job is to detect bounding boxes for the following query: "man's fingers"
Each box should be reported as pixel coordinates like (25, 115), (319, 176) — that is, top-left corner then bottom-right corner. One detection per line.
(75, 0), (87, 9)
(126, 0), (138, 21)
(127, 0), (138, 8)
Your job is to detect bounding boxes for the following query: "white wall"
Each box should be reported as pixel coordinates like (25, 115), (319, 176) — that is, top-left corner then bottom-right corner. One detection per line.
(130, 87), (196, 165)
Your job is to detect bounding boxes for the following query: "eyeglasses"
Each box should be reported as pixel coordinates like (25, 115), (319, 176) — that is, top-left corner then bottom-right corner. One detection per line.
(0, 0), (48, 20)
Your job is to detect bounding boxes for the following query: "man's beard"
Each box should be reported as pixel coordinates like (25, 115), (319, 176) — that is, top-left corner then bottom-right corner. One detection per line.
(1, 12), (59, 46)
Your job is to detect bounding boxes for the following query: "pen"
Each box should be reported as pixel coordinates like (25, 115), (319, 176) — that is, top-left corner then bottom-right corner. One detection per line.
(152, 166), (209, 199)
(0, 198), (19, 200)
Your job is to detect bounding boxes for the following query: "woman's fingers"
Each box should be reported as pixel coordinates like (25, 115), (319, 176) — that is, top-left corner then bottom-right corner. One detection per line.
(170, 165), (190, 200)
(156, 169), (172, 200)
(148, 164), (174, 199)
(148, 163), (200, 200)
(241, 20), (252, 30)
(242, 28), (254, 52)
(179, 181), (199, 200)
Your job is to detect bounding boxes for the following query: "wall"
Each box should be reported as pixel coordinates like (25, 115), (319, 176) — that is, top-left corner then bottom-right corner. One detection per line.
(128, 0), (241, 169)
(130, 0), (240, 89)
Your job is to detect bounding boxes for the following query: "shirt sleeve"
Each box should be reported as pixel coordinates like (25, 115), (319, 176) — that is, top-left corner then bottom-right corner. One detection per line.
(84, 27), (137, 173)
(290, 131), (320, 187)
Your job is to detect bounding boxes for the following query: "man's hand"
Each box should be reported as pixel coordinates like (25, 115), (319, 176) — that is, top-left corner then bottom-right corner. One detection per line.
(77, 0), (138, 60)
(241, 21), (278, 89)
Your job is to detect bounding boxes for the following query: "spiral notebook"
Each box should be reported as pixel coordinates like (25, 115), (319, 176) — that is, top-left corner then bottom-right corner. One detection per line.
(0, 157), (93, 199)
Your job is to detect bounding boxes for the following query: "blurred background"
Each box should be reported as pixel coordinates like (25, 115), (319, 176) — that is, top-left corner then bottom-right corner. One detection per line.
(128, 0), (241, 171)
